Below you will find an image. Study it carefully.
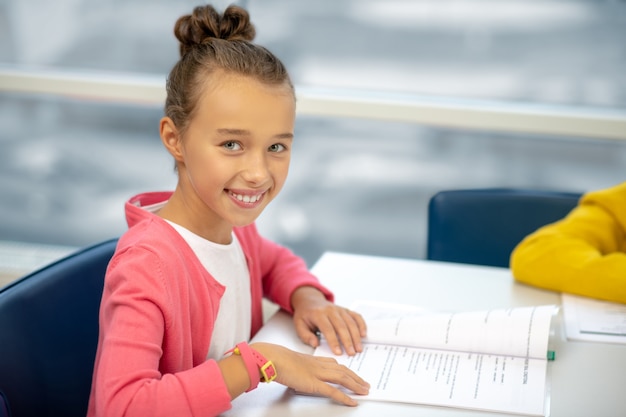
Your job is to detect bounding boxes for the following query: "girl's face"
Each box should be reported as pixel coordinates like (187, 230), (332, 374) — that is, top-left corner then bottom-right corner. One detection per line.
(161, 72), (295, 242)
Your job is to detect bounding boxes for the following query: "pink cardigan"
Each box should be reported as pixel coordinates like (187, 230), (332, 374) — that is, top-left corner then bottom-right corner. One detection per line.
(87, 192), (333, 417)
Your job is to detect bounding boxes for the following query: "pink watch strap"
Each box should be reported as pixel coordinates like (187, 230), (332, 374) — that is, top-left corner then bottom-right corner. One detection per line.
(226, 342), (277, 392)
(228, 342), (261, 392)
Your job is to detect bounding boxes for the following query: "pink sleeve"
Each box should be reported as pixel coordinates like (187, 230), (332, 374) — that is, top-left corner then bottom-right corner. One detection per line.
(236, 224), (334, 313)
(259, 235), (334, 312)
(88, 246), (232, 417)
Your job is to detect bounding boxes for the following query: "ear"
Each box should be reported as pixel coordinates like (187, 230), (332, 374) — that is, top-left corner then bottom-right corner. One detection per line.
(160, 117), (184, 162)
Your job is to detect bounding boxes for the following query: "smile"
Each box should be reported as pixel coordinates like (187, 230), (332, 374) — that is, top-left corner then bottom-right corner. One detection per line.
(229, 191), (264, 204)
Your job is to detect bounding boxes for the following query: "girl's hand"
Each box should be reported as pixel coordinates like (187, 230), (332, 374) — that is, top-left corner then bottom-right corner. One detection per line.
(290, 286), (367, 356)
(252, 342), (370, 406)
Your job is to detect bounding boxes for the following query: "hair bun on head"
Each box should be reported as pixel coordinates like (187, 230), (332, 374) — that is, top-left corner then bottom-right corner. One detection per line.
(174, 4), (256, 57)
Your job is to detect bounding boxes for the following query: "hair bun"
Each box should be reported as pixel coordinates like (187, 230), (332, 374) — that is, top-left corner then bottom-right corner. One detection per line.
(174, 4), (256, 57)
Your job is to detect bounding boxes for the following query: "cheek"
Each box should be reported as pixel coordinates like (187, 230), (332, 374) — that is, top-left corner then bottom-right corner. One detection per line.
(184, 151), (227, 191)
(274, 155), (291, 176)
(272, 160), (291, 188)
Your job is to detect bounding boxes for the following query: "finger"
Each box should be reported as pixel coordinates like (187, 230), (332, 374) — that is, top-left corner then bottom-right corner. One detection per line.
(350, 310), (368, 337)
(339, 309), (367, 354)
(293, 317), (321, 348)
(327, 308), (367, 356)
(317, 383), (359, 407)
(328, 310), (357, 355)
(336, 367), (370, 393)
(345, 311), (367, 352)
(315, 315), (342, 355)
(320, 364), (370, 396)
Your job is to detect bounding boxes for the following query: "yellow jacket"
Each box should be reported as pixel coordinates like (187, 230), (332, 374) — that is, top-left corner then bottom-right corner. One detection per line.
(510, 181), (626, 304)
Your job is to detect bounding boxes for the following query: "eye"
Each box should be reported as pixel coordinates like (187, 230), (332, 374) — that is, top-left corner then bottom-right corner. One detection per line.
(268, 143), (286, 153)
(223, 141), (242, 151)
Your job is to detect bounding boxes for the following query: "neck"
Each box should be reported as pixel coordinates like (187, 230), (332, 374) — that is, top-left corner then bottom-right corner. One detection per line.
(157, 187), (233, 244)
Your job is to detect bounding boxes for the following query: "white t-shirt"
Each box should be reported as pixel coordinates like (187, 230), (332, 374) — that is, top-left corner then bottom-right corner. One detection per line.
(141, 200), (251, 360)
(166, 222), (252, 360)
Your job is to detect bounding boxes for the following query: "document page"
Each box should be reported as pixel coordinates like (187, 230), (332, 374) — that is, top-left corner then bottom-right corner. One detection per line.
(314, 342), (548, 416)
(311, 301), (556, 415)
(562, 293), (626, 344)
(355, 302), (557, 359)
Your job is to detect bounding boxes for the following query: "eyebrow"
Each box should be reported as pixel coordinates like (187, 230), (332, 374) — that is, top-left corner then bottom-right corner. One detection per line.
(216, 128), (293, 140)
(216, 128), (250, 136)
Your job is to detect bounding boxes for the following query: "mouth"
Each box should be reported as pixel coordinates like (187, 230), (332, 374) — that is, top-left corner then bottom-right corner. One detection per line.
(228, 190), (265, 205)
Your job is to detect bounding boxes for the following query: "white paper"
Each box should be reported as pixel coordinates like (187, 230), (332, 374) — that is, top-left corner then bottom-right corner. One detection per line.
(561, 293), (626, 344)
(362, 305), (556, 360)
(315, 342), (548, 416)
(312, 301), (556, 416)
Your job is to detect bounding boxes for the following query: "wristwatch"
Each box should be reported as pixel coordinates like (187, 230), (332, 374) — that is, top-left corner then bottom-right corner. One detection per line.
(226, 342), (277, 392)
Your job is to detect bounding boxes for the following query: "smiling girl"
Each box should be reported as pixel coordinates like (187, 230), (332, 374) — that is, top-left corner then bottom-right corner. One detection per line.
(87, 4), (369, 417)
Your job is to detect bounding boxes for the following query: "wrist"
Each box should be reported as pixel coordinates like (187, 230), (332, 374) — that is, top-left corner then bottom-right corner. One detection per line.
(290, 285), (326, 311)
(225, 342), (277, 392)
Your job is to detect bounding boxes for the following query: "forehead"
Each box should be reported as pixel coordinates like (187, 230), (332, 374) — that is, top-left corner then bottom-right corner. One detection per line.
(201, 70), (294, 107)
(193, 71), (296, 129)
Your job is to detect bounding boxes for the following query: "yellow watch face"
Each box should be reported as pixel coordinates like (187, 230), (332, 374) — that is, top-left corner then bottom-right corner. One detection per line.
(260, 360), (277, 382)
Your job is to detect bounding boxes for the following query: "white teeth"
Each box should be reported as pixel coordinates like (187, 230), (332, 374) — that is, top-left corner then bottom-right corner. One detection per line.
(231, 192), (261, 203)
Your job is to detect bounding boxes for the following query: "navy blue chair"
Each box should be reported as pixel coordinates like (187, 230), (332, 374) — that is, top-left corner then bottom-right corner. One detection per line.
(427, 188), (581, 268)
(0, 238), (117, 417)
(0, 390), (10, 417)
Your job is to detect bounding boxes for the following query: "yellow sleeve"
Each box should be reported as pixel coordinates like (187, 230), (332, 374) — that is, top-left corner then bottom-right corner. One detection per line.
(510, 183), (626, 304)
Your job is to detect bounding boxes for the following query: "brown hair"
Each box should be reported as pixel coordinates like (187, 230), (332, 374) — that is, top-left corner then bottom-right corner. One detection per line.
(164, 4), (294, 135)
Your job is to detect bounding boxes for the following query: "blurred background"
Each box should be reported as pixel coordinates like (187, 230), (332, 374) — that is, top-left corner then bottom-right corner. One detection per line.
(0, 0), (625, 280)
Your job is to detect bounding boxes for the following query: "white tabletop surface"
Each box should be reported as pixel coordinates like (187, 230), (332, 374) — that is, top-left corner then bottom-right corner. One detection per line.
(226, 252), (626, 417)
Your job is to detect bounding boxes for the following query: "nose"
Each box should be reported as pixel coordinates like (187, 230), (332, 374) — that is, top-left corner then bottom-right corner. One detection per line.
(241, 150), (270, 185)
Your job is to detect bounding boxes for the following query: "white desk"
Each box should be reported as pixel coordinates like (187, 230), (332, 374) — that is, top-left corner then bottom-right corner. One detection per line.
(227, 252), (625, 417)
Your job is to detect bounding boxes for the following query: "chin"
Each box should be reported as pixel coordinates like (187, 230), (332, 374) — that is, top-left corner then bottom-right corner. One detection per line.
(230, 215), (260, 228)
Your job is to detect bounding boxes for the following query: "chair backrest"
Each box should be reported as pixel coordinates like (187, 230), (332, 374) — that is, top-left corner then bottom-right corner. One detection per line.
(0, 389), (10, 417)
(427, 188), (581, 268)
(0, 238), (117, 417)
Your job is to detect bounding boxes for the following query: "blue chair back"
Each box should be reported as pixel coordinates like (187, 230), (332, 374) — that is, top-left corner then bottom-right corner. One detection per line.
(0, 390), (10, 417)
(427, 188), (581, 268)
(0, 238), (117, 417)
